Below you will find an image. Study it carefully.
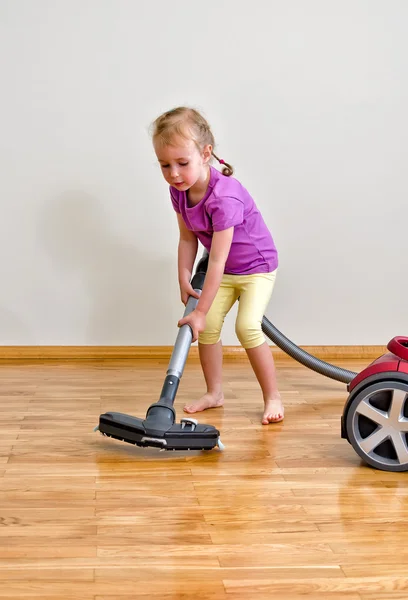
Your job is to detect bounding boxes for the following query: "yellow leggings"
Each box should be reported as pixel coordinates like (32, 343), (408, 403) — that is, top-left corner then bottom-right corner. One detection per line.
(198, 270), (277, 349)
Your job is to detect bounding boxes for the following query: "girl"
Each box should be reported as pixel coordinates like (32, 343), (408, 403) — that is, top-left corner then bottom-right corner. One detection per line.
(151, 107), (283, 424)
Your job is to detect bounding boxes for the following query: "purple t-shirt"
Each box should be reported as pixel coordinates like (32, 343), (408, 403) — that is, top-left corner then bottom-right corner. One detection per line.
(170, 166), (278, 275)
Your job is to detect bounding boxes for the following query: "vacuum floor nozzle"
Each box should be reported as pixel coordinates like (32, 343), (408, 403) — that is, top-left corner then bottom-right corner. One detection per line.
(98, 411), (221, 451)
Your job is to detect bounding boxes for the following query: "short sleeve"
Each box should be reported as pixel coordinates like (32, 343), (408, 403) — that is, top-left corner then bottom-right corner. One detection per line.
(207, 196), (244, 232)
(169, 187), (180, 213)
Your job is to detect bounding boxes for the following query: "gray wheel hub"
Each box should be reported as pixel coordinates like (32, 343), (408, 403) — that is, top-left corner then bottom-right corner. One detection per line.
(346, 381), (408, 471)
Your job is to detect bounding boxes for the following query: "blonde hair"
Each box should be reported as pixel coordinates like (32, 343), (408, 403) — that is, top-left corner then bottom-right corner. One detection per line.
(151, 106), (234, 177)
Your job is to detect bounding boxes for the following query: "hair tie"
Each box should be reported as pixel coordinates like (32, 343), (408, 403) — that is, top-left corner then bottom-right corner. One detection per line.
(219, 159), (225, 164)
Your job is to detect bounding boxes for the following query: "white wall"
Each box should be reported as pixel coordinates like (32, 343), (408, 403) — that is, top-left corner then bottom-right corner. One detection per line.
(1, 0), (407, 346)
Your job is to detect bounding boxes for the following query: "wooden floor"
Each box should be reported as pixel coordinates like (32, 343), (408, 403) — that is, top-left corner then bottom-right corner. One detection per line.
(1, 356), (408, 599)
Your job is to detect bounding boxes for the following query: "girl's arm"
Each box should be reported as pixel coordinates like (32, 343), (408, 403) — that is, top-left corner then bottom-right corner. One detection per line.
(196, 227), (234, 315)
(178, 226), (234, 342)
(177, 214), (198, 286)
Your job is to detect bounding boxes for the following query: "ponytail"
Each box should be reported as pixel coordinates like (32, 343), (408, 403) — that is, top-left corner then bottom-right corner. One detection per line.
(212, 152), (234, 177)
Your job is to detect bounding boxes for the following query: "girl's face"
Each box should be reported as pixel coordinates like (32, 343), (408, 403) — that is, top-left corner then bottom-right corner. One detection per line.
(154, 135), (211, 192)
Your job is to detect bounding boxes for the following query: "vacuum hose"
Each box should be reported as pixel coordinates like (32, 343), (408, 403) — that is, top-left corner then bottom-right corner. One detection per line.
(195, 251), (357, 385)
(261, 317), (357, 384)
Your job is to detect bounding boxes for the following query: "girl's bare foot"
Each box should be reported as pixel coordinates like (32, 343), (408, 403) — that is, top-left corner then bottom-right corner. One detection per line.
(262, 394), (284, 424)
(183, 392), (224, 414)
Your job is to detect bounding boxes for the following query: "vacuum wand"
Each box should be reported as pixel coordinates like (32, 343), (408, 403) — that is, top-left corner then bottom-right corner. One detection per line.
(96, 254), (224, 451)
(167, 293), (200, 381)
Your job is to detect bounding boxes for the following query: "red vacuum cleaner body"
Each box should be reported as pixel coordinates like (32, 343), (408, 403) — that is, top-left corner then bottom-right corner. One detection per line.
(341, 336), (408, 471)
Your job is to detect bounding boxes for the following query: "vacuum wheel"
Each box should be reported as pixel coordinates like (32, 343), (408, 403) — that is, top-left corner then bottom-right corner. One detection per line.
(346, 380), (408, 472)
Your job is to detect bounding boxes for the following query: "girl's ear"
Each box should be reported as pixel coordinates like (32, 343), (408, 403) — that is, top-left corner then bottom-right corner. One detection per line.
(202, 144), (213, 164)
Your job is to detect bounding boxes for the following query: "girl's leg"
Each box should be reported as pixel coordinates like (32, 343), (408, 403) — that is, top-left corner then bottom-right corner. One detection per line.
(235, 272), (283, 424)
(245, 343), (283, 424)
(183, 277), (238, 414)
(183, 341), (224, 413)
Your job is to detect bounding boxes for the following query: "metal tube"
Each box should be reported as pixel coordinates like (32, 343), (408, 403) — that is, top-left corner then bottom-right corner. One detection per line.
(167, 291), (201, 379)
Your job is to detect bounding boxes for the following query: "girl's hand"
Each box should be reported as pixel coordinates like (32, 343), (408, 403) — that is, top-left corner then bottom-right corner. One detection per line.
(179, 280), (200, 305)
(178, 309), (206, 343)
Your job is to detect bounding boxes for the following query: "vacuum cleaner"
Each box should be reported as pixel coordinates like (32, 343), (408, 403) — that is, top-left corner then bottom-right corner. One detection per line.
(96, 253), (223, 452)
(96, 252), (408, 472)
